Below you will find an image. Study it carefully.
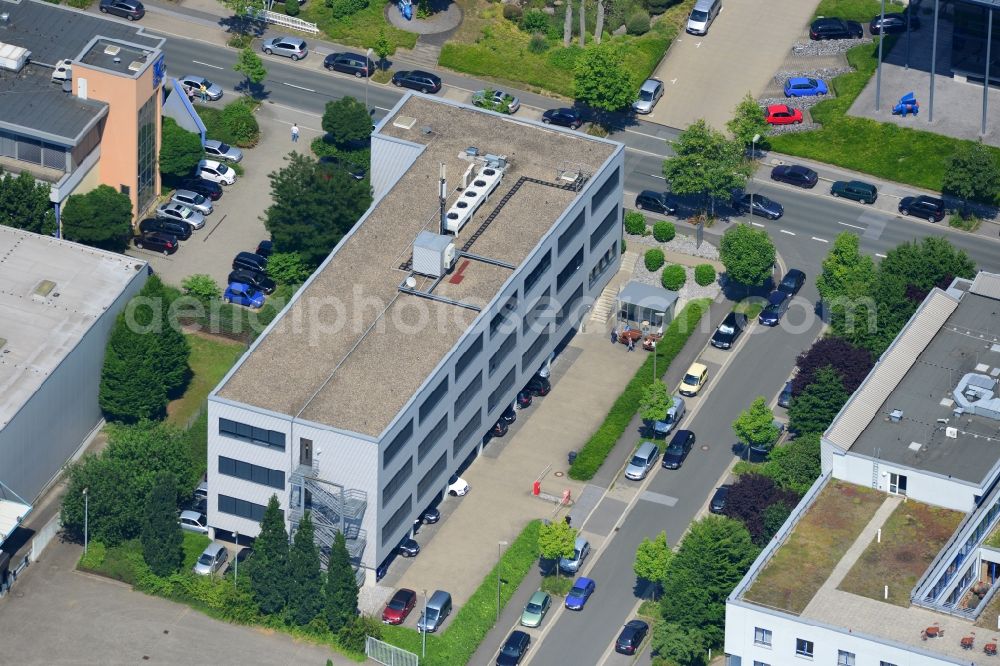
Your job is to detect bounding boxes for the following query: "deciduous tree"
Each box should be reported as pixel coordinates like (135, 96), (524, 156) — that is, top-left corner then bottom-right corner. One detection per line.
(726, 92), (770, 149)
(538, 519), (577, 577)
(322, 96), (372, 146)
(573, 42), (635, 114)
(634, 531), (671, 595)
(639, 380), (669, 422)
(325, 531), (359, 632)
(249, 495), (290, 615)
(266, 251), (313, 285)
(651, 622), (709, 666)
(61, 185), (132, 252)
(662, 120), (752, 217)
(788, 365), (849, 436)
(159, 117), (205, 180)
(792, 336), (873, 396)
(719, 223), (775, 288)
(234, 47), (267, 97)
(372, 28), (392, 71)
(722, 473), (799, 546)
(181, 274), (222, 304)
(0, 170), (55, 235)
(288, 512), (324, 625)
(942, 139), (1000, 215)
(141, 471), (184, 576)
(756, 433), (821, 495)
(732, 396), (779, 454)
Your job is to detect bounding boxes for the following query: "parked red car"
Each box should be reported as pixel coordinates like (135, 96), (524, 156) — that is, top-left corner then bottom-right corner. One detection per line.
(765, 104), (803, 125)
(382, 588), (417, 624)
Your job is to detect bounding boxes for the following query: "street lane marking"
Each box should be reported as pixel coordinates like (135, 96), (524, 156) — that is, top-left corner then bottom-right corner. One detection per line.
(751, 222), (765, 228)
(780, 229), (795, 235)
(639, 491), (678, 507)
(812, 236), (829, 243)
(281, 82), (316, 93)
(623, 127), (671, 141)
(876, 252), (887, 258)
(625, 146), (669, 159)
(838, 221), (865, 230)
(635, 171), (667, 181)
(191, 60), (223, 70)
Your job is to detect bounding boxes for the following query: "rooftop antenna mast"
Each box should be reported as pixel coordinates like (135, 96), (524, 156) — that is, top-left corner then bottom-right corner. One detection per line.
(439, 163), (447, 236)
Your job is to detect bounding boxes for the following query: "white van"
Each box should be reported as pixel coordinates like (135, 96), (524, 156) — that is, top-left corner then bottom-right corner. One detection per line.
(686, 0), (721, 35)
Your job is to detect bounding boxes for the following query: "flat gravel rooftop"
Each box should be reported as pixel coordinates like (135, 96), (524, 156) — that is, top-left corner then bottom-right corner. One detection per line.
(218, 96), (617, 437)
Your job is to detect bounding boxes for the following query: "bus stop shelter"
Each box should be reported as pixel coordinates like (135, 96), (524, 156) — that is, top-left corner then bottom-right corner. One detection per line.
(615, 281), (679, 330)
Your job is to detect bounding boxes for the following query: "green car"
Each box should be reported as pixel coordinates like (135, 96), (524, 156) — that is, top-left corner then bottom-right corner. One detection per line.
(520, 591), (551, 628)
(829, 179), (878, 204)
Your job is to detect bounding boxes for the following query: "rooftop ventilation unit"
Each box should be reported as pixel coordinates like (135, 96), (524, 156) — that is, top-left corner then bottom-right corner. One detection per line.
(412, 231), (456, 278)
(32, 279), (56, 302)
(946, 427), (958, 439)
(889, 409), (903, 423)
(444, 163), (505, 234)
(103, 44), (121, 56)
(128, 60), (143, 72)
(0, 12), (10, 23)
(953, 372), (1000, 422)
(0, 42), (30, 73)
(393, 116), (417, 130)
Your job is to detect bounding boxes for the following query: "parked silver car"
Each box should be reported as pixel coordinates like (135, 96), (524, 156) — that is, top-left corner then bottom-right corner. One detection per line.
(204, 139), (243, 163)
(193, 542), (229, 575)
(262, 36), (308, 60)
(170, 189), (213, 216)
(472, 89), (520, 114)
(156, 202), (205, 229)
(179, 75), (223, 101)
(633, 78), (664, 114)
(624, 441), (660, 480)
(179, 510), (209, 534)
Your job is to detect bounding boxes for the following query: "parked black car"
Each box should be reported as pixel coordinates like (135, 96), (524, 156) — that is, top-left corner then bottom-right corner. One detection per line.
(133, 231), (178, 255)
(179, 177), (223, 201)
(497, 630), (530, 666)
(710, 311), (747, 350)
(758, 291), (790, 326)
(421, 507), (441, 524)
(229, 268), (276, 295)
(898, 195), (945, 221)
(255, 240), (273, 259)
(491, 419), (510, 437)
(732, 192), (783, 220)
(391, 70), (442, 94)
(516, 390), (533, 408)
(809, 17), (863, 40)
(397, 538), (420, 558)
(320, 155), (368, 181)
(870, 11), (919, 34)
(635, 190), (679, 215)
(524, 375), (551, 396)
(541, 108), (583, 129)
(99, 0), (144, 20)
(500, 404), (517, 425)
(777, 268), (806, 296)
(233, 251), (268, 273)
(778, 380), (794, 408)
(323, 51), (375, 77)
(709, 485), (731, 514)
(615, 620), (649, 655)
(770, 164), (818, 188)
(662, 429), (695, 469)
(139, 217), (191, 241)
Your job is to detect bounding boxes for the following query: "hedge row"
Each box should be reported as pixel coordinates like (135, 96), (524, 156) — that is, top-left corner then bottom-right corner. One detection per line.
(381, 520), (542, 665)
(569, 299), (711, 480)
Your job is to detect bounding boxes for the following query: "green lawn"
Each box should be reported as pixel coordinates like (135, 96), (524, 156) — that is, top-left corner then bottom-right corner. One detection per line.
(769, 39), (1000, 192)
(299, 1), (417, 51)
(166, 334), (246, 428)
(813, 0), (889, 22)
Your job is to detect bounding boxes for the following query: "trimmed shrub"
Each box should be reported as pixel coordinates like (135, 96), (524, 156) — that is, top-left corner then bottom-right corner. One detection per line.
(284, 0), (300, 15)
(694, 264), (716, 286)
(644, 248), (665, 271)
(528, 32), (549, 54)
(661, 264), (686, 290)
(522, 9), (549, 33)
(652, 221), (675, 242)
(624, 210), (647, 235)
(220, 101), (260, 148)
(502, 3), (522, 20)
(626, 11), (651, 35)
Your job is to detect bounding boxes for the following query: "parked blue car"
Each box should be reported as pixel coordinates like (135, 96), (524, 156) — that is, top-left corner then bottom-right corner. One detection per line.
(224, 282), (265, 309)
(783, 77), (829, 98)
(565, 577), (596, 610)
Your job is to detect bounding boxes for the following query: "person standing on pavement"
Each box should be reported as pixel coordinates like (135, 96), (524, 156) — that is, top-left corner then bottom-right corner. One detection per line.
(611, 329), (618, 345)
(291, 123), (300, 143)
(199, 84), (208, 103)
(628, 337), (635, 352)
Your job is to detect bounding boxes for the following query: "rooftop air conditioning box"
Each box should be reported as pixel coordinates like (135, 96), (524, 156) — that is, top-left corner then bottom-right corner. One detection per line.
(412, 231), (456, 278)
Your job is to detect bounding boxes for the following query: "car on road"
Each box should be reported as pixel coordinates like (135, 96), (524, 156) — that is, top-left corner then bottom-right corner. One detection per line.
(397, 538), (420, 558)
(193, 542), (229, 576)
(777, 268), (806, 296)
(662, 429), (695, 469)
(524, 374), (551, 396)
(778, 380), (794, 408)
(382, 588), (416, 624)
(262, 36), (308, 60)
(472, 89), (521, 114)
(233, 251), (267, 273)
(654, 395), (686, 437)
(632, 78), (664, 114)
(758, 291), (790, 326)
(765, 104), (803, 125)
(625, 441), (660, 480)
(565, 577), (596, 610)
(180, 75), (223, 101)
(203, 139), (243, 163)
(541, 108), (583, 129)
(679, 362), (708, 397)
(520, 591), (551, 628)
(156, 202), (205, 229)
(179, 509), (209, 534)
(179, 177), (223, 201)
(229, 268), (276, 295)
(391, 70), (442, 94)
(133, 231), (178, 255)
(830, 179), (878, 204)
(870, 11), (919, 34)
(447, 475), (469, 496)
(99, 0), (144, 20)
(497, 630), (530, 666)
(319, 155), (368, 181)
(770, 164), (818, 188)
(898, 194), (945, 221)
(170, 189), (214, 216)
(809, 17), (864, 40)
(732, 192), (783, 219)
(709, 485), (731, 514)
(615, 620), (650, 655)
(711, 311), (747, 350)
(224, 282), (265, 309)
(635, 190), (679, 215)
(324, 52), (375, 77)
(198, 159), (236, 185)
(783, 76), (829, 98)
(139, 217), (191, 241)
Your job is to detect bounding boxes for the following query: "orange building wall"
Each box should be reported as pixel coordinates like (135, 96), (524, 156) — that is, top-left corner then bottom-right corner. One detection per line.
(73, 61), (161, 221)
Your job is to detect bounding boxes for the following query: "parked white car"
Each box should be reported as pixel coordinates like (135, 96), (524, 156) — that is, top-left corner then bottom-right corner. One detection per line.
(179, 510), (209, 534)
(447, 475), (469, 496)
(198, 159), (236, 185)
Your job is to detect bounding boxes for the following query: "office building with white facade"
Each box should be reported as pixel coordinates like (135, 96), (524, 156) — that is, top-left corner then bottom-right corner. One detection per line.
(726, 272), (1000, 666)
(207, 94), (624, 580)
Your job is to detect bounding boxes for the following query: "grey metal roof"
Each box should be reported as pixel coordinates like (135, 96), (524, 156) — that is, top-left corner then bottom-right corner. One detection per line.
(0, 64), (108, 144)
(971, 272), (1000, 300)
(616, 280), (679, 312)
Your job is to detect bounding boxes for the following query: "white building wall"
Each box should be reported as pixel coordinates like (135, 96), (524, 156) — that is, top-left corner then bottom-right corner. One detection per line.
(725, 602), (968, 666)
(0, 264), (147, 502)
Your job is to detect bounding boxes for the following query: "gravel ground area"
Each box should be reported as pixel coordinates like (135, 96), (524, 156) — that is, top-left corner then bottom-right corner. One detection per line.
(760, 95), (827, 111)
(662, 234), (719, 260)
(632, 261), (722, 303)
(766, 120), (819, 135)
(629, 236), (722, 303)
(772, 67), (854, 85)
(791, 36), (872, 56)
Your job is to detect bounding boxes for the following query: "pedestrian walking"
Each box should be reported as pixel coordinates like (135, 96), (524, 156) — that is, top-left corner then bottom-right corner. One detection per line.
(610, 329), (618, 345)
(564, 515), (572, 527)
(291, 123), (300, 143)
(628, 337), (635, 352)
(198, 84), (208, 102)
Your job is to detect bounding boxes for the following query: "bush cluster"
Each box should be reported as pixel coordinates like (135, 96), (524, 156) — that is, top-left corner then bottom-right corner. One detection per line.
(624, 210), (647, 235)
(661, 264), (686, 290)
(528, 32), (549, 54)
(644, 248), (665, 271)
(626, 11), (651, 35)
(221, 101), (261, 147)
(652, 220), (675, 242)
(502, 3), (522, 20)
(694, 263), (716, 286)
(284, 0), (300, 15)
(521, 9), (549, 32)
(327, 0), (368, 18)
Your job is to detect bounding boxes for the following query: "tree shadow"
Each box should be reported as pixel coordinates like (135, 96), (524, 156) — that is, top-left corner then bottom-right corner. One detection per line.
(217, 16), (267, 39)
(233, 81), (272, 102)
(632, 577), (659, 601)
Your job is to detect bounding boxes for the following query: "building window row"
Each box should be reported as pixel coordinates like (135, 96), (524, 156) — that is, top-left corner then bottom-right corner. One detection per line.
(559, 210), (585, 255)
(218, 494), (275, 522)
(488, 367), (516, 413)
(590, 206), (619, 250)
(454, 408), (482, 458)
(489, 329), (517, 376)
(523, 290), (555, 336)
(490, 293), (519, 339)
(218, 456), (285, 490)
(591, 166), (620, 213)
(381, 496), (412, 547)
(383, 419), (413, 468)
(419, 376), (449, 424)
(0, 129), (68, 170)
(753, 627), (772, 647)
(753, 662), (770, 666)
(524, 249), (552, 295)
(418, 452), (448, 500)
(795, 638), (813, 658)
(218, 418), (286, 451)
(418, 415), (448, 463)
(557, 248), (584, 291)
(557, 284), (584, 326)
(522, 330), (550, 372)
(382, 457), (413, 507)
(589, 241), (618, 288)
(454, 371), (482, 417)
(455, 334), (483, 380)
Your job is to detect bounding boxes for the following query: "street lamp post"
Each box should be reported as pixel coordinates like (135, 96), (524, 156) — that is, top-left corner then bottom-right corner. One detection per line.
(653, 311), (666, 382)
(749, 133), (760, 219)
(234, 530), (240, 585)
(365, 48), (375, 115)
(422, 588), (428, 658)
(497, 540), (509, 621)
(83, 487), (89, 554)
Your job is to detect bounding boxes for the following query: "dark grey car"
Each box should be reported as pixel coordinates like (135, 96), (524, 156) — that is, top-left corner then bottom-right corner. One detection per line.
(733, 193), (783, 220)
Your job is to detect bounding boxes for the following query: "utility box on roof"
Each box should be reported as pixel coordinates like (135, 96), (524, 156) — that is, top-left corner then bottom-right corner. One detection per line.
(412, 231), (456, 278)
(0, 42), (30, 72)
